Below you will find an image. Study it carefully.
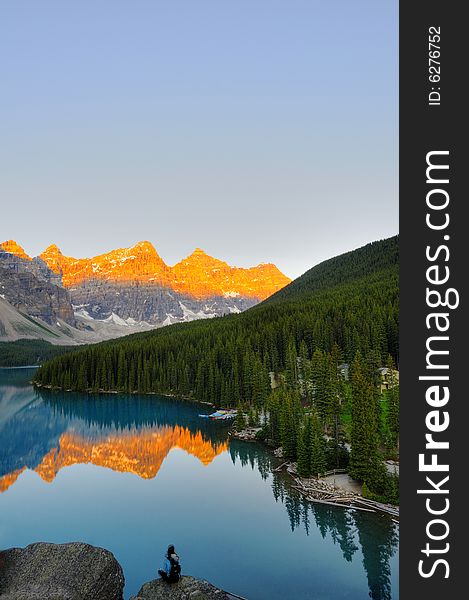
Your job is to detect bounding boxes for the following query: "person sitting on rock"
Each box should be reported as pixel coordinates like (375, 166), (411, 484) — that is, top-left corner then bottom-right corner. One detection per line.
(158, 544), (181, 583)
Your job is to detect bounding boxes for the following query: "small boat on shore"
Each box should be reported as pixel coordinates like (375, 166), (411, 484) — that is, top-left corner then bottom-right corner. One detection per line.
(199, 409), (237, 420)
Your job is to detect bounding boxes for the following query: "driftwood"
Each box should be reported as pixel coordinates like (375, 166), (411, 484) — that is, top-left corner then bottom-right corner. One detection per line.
(305, 497), (375, 513)
(273, 462), (289, 472)
(231, 427), (261, 441)
(294, 484), (334, 495)
(345, 505), (376, 513)
(352, 497), (400, 517)
(273, 460), (400, 519)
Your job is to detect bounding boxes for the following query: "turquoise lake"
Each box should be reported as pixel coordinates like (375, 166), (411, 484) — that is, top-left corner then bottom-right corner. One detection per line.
(0, 368), (398, 599)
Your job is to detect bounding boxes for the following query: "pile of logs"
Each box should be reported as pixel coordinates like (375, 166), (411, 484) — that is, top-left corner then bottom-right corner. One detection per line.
(230, 430), (399, 520)
(274, 462), (399, 520)
(230, 427), (261, 441)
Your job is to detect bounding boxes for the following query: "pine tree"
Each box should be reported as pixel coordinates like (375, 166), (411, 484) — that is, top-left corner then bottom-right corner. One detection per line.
(117, 349), (126, 391)
(284, 338), (299, 390)
(235, 405), (246, 431)
(385, 355), (399, 455)
(267, 391), (282, 445)
(280, 390), (302, 460)
(297, 416), (312, 477)
(328, 344), (345, 467)
(310, 412), (327, 477)
(310, 348), (324, 402)
(77, 362), (87, 392)
(349, 352), (381, 484)
(298, 340), (312, 400)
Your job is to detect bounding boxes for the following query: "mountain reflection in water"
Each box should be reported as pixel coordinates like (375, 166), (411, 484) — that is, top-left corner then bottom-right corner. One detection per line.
(0, 369), (398, 600)
(0, 388), (227, 492)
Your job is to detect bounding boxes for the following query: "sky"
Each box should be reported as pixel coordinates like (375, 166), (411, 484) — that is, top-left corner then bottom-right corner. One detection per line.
(0, 1), (398, 279)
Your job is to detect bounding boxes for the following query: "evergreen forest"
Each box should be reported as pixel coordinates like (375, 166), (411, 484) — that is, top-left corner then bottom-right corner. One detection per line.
(34, 235), (400, 502)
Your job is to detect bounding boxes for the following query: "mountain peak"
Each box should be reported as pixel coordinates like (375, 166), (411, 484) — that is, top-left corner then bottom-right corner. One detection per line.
(41, 244), (63, 256)
(4, 239), (290, 300)
(171, 249), (291, 300)
(38, 244), (65, 276)
(0, 240), (31, 261)
(105, 241), (163, 261)
(180, 247), (212, 261)
(253, 262), (282, 272)
(131, 240), (157, 252)
(176, 248), (226, 270)
(189, 248), (217, 260)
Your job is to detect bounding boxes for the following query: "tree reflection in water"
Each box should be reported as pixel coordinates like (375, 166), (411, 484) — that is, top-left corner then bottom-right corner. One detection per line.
(1, 379), (398, 600)
(354, 510), (398, 600)
(230, 440), (398, 600)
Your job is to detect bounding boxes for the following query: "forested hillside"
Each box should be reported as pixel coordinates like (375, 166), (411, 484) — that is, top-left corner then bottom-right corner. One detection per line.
(266, 236), (398, 302)
(34, 236), (399, 403)
(33, 236), (399, 502)
(0, 340), (76, 367)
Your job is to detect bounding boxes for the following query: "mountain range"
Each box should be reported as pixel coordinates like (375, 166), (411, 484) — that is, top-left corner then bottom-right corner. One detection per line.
(33, 236), (399, 402)
(0, 239), (290, 344)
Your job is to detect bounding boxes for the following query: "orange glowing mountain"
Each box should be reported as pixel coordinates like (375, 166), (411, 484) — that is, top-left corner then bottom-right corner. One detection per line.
(39, 241), (172, 288)
(0, 467), (27, 493)
(1, 238), (291, 333)
(171, 247), (289, 300)
(0, 426), (227, 493)
(34, 241), (290, 300)
(0, 240), (31, 261)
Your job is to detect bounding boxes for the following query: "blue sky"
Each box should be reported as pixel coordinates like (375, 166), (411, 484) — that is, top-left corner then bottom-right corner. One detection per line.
(0, 1), (397, 278)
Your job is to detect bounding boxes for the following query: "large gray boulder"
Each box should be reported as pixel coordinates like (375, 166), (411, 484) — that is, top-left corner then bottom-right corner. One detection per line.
(0, 542), (124, 600)
(131, 575), (237, 600)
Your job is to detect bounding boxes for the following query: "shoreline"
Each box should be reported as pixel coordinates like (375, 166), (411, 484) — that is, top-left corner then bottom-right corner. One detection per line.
(32, 382), (215, 406)
(231, 428), (399, 520)
(32, 378), (399, 519)
(0, 364), (40, 369)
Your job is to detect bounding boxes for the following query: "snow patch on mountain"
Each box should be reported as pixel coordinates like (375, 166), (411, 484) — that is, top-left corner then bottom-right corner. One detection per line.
(103, 312), (129, 326)
(179, 302), (217, 322)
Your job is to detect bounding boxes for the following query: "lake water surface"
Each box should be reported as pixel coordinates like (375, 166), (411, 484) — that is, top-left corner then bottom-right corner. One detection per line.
(0, 368), (398, 599)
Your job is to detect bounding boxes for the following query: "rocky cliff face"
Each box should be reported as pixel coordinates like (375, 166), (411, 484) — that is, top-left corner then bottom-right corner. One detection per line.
(0, 244), (76, 326)
(1, 239), (291, 340)
(0, 240), (31, 261)
(70, 281), (257, 325)
(0, 241), (63, 287)
(39, 241), (290, 301)
(40, 241), (172, 287)
(171, 247), (289, 300)
(39, 241), (289, 325)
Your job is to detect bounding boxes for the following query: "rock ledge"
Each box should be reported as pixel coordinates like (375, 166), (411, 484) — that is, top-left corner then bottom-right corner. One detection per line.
(131, 575), (235, 600)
